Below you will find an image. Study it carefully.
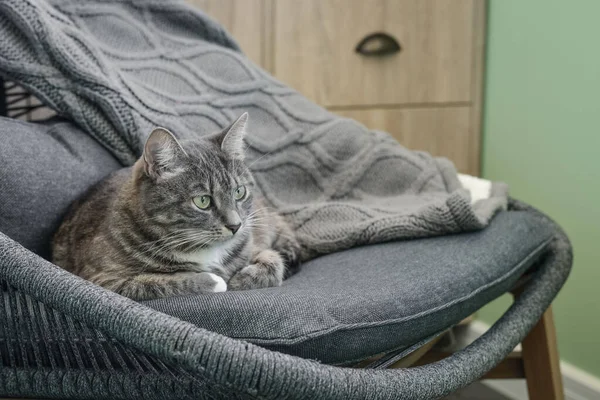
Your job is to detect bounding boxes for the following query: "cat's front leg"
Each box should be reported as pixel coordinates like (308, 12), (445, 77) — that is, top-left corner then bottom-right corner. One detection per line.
(227, 249), (284, 290)
(94, 271), (227, 300)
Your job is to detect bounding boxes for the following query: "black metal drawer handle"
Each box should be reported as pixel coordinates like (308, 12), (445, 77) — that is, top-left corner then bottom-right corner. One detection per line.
(355, 32), (401, 57)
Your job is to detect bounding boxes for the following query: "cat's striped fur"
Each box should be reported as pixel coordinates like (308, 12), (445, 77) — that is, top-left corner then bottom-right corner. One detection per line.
(52, 113), (300, 300)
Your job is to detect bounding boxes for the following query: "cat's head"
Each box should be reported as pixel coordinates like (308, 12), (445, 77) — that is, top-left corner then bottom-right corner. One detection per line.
(133, 113), (256, 249)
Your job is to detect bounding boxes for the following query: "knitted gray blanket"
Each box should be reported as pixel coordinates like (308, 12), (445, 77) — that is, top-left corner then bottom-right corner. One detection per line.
(0, 0), (507, 260)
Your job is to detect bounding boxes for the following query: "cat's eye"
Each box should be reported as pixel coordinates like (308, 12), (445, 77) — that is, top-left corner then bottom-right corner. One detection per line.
(234, 185), (246, 200)
(193, 195), (212, 209)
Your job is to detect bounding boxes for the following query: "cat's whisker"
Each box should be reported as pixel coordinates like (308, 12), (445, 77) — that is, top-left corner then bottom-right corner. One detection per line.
(149, 232), (221, 251)
(246, 149), (278, 169)
(139, 232), (195, 249)
(246, 211), (268, 218)
(246, 217), (270, 224)
(245, 213), (270, 222)
(245, 218), (272, 227)
(247, 207), (270, 216)
(248, 227), (296, 241)
(245, 220), (271, 227)
(140, 231), (214, 256)
(139, 228), (224, 248)
(245, 222), (295, 238)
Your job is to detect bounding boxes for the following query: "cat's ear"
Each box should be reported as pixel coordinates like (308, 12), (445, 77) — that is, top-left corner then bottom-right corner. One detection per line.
(142, 127), (186, 179)
(218, 112), (248, 160)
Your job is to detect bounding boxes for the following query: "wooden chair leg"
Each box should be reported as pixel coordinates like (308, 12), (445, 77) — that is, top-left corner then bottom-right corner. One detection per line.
(521, 306), (564, 400)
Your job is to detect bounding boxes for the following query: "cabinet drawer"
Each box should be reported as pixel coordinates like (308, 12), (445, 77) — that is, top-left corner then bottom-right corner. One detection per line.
(275, 0), (474, 107)
(336, 107), (474, 174)
(187, 0), (265, 67)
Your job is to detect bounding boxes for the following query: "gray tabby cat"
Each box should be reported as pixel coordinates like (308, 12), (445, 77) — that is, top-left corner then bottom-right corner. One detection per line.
(52, 113), (300, 300)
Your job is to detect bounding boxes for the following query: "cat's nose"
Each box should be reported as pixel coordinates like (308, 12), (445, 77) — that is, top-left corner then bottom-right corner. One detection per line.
(225, 223), (241, 234)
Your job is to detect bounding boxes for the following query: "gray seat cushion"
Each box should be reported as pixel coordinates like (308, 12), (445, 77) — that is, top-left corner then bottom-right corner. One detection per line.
(0, 117), (554, 365)
(145, 212), (553, 364)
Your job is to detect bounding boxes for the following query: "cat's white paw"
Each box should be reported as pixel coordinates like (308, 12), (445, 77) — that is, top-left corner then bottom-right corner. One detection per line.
(207, 273), (227, 292)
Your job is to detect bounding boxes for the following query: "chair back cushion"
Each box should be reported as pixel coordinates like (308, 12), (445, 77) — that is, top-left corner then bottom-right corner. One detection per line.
(0, 117), (121, 259)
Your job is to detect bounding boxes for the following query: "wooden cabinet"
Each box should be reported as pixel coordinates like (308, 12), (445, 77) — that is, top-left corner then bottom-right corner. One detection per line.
(336, 107), (473, 173)
(187, 0), (266, 67)
(190, 0), (486, 175)
(274, 0), (474, 106)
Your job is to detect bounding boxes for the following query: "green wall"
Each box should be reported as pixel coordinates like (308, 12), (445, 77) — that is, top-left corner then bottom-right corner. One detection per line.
(479, 0), (600, 377)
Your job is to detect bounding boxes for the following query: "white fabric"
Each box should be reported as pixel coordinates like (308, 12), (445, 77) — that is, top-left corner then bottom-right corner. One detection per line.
(458, 174), (492, 204)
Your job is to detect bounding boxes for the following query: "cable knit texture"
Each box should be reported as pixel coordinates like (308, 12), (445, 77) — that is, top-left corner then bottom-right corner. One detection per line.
(0, 0), (506, 259)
